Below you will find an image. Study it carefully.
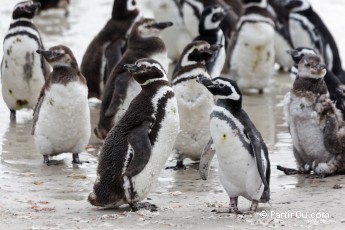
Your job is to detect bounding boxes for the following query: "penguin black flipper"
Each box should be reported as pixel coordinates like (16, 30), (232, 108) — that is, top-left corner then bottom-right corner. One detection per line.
(199, 138), (216, 180)
(260, 142), (271, 202)
(124, 120), (153, 177)
(32, 78), (49, 135)
(245, 123), (269, 190)
(105, 71), (131, 118)
(104, 39), (126, 83)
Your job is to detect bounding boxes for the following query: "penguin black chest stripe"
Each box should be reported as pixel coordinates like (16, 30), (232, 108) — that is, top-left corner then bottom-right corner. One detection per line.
(4, 19), (41, 47)
(211, 110), (253, 156)
(149, 90), (175, 145)
(9, 20), (37, 30)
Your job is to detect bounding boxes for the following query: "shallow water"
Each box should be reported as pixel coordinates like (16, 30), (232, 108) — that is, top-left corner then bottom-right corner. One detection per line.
(0, 0), (345, 229)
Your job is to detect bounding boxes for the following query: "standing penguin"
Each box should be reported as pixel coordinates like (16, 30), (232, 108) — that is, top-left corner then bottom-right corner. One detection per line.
(287, 47), (345, 119)
(33, 45), (91, 165)
(197, 76), (270, 213)
(278, 0), (345, 83)
(80, 0), (139, 99)
(194, 5), (227, 78)
(88, 58), (180, 210)
(228, 0), (275, 93)
(278, 54), (345, 177)
(94, 18), (172, 140)
(171, 41), (221, 169)
(1, 1), (50, 120)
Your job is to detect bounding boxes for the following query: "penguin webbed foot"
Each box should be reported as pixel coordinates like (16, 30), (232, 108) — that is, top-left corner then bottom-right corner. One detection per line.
(72, 153), (89, 164)
(10, 110), (16, 121)
(212, 197), (241, 214)
(277, 165), (303, 175)
(165, 160), (186, 170)
(129, 202), (158, 212)
(43, 155), (60, 166)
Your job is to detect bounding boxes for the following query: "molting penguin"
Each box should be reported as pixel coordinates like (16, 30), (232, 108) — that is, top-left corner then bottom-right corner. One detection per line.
(170, 40), (221, 169)
(1, 1), (50, 120)
(88, 58), (180, 210)
(197, 76), (270, 213)
(278, 54), (345, 177)
(278, 0), (345, 83)
(194, 4), (227, 78)
(228, 0), (275, 94)
(287, 47), (345, 120)
(33, 45), (91, 165)
(94, 18), (172, 140)
(80, 0), (139, 99)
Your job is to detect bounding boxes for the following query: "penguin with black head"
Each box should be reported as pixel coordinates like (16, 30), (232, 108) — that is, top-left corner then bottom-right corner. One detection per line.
(197, 76), (270, 213)
(89, 58), (179, 211)
(94, 18), (172, 140)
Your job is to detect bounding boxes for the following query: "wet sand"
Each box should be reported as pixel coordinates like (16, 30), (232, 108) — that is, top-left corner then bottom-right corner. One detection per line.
(1, 0), (345, 229)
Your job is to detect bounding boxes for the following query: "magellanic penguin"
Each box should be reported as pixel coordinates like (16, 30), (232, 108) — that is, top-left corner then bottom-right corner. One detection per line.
(170, 40), (221, 169)
(94, 18), (172, 140)
(33, 0), (69, 16)
(287, 47), (345, 120)
(278, 0), (345, 83)
(80, 0), (139, 99)
(1, 1), (50, 120)
(33, 45), (91, 165)
(228, 0), (275, 94)
(197, 76), (270, 213)
(88, 58), (180, 211)
(194, 5), (228, 78)
(278, 53), (345, 177)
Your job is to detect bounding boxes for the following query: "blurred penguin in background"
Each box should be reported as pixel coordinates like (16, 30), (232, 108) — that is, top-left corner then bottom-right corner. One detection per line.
(80, 0), (139, 99)
(1, 1), (49, 120)
(228, 0), (275, 94)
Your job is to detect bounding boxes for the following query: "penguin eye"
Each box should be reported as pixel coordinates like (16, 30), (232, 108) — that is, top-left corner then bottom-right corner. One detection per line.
(219, 83), (225, 88)
(146, 65), (152, 70)
(132, 0), (136, 6)
(305, 63), (310, 67)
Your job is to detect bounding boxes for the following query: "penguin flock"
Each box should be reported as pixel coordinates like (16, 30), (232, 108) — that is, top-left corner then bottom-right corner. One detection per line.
(1, 0), (345, 214)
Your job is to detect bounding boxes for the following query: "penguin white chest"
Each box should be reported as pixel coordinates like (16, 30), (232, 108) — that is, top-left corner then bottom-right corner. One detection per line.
(209, 110), (264, 200)
(173, 79), (213, 158)
(285, 94), (331, 162)
(125, 86), (180, 201)
(113, 79), (141, 125)
(230, 19), (275, 90)
(34, 82), (91, 155)
(1, 31), (45, 109)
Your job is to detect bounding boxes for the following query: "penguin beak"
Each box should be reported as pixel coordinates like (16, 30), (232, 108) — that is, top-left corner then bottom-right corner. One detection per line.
(36, 49), (53, 59)
(208, 44), (223, 52)
(314, 63), (326, 71)
(124, 64), (142, 73)
(26, 2), (41, 12)
(152, 21), (174, 30)
(286, 49), (298, 57)
(213, 10), (226, 22)
(196, 75), (214, 88)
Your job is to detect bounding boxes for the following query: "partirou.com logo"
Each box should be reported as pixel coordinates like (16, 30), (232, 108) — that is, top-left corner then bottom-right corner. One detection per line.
(260, 211), (330, 219)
